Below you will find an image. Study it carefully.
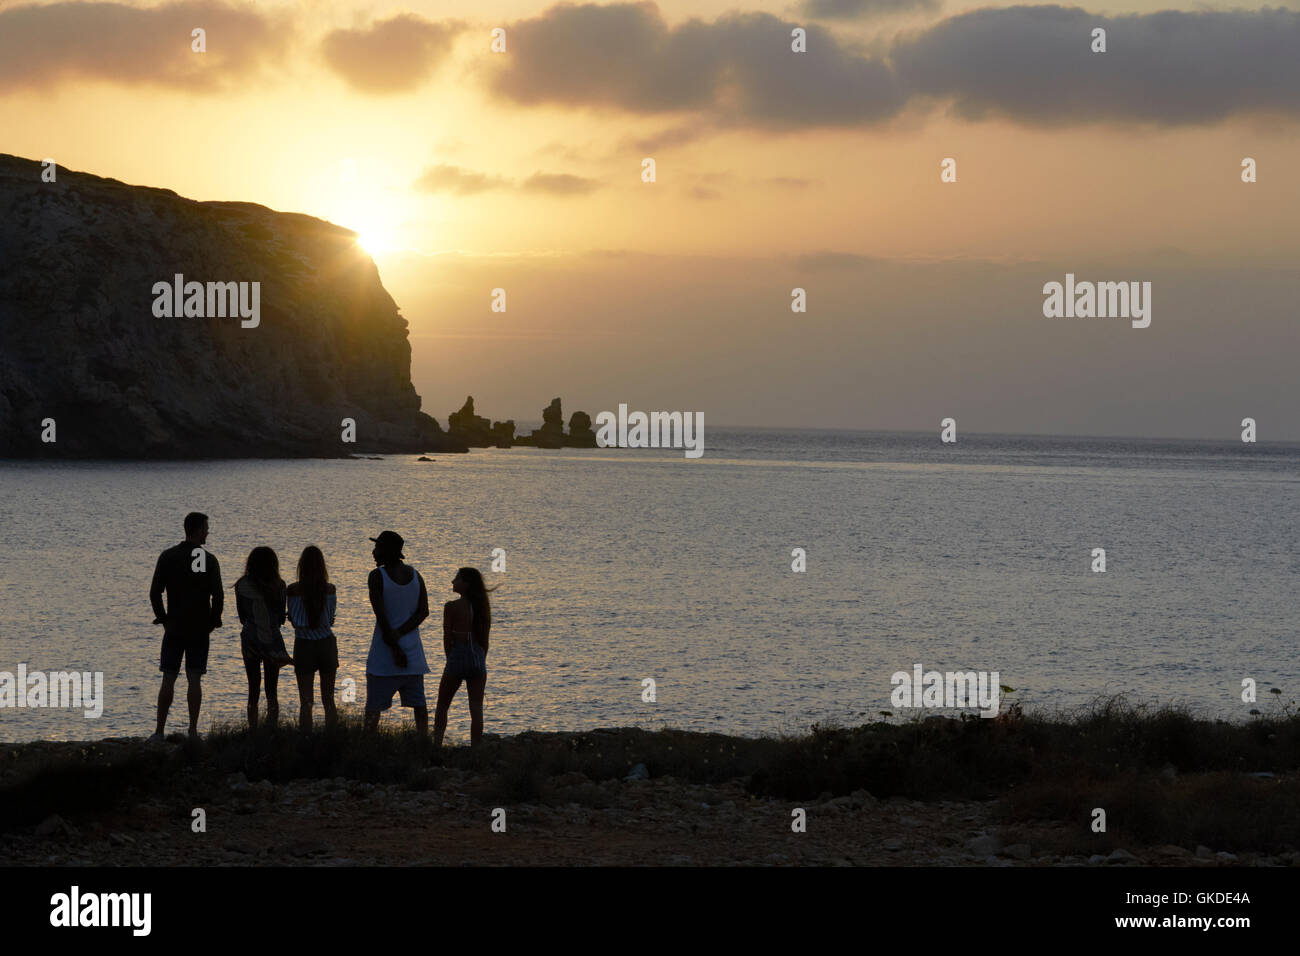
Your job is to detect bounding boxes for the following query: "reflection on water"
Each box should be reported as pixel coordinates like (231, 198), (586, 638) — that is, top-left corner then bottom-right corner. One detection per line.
(1, 428), (1297, 742)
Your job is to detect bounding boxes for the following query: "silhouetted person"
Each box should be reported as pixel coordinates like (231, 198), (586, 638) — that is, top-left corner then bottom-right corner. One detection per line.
(235, 546), (292, 730)
(434, 567), (495, 747)
(364, 531), (430, 734)
(288, 545), (338, 731)
(149, 512), (222, 742)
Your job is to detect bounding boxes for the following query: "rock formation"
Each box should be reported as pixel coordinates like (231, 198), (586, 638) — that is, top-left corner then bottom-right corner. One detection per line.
(529, 397), (566, 448)
(447, 396), (515, 448)
(566, 410), (598, 447)
(489, 420), (515, 448)
(0, 154), (465, 458)
(447, 396), (493, 445)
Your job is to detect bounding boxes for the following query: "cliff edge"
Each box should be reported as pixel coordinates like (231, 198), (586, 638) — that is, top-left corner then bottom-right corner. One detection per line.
(0, 154), (464, 457)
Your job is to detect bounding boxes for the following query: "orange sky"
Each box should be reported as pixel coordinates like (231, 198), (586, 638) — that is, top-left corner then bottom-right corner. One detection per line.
(3, 0), (1298, 436)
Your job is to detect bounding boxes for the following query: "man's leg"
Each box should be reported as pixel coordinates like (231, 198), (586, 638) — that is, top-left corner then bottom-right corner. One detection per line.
(186, 670), (203, 736)
(364, 674), (384, 733)
(154, 671), (178, 738)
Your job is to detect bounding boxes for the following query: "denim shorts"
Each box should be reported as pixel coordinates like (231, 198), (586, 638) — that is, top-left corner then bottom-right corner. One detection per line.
(365, 673), (426, 711)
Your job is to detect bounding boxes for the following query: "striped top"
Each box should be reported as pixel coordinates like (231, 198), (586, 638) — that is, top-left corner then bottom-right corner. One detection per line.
(288, 591), (336, 641)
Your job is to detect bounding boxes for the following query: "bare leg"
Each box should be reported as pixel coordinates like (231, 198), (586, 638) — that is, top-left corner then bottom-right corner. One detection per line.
(245, 658), (261, 730)
(155, 672), (178, 737)
(433, 671), (461, 747)
(414, 706), (429, 736)
(467, 675), (486, 745)
(264, 661), (280, 728)
(296, 669), (314, 731)
(186, 671), (203, 735)
(320, 671), (338, 729)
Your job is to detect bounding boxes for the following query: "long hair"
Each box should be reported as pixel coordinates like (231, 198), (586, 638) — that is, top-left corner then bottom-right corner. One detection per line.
(458, 567), (496, 643)
(242, 546), (284, 614)
(296, 545), (329, 629)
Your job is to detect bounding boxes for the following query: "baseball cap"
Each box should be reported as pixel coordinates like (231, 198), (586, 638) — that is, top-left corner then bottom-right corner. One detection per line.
(369, 530), (405, 556)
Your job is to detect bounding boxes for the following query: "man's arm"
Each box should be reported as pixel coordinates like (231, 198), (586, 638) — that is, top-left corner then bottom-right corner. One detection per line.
(149, 552), (168, 625)
(208, 554), (223, 629)
(393, 573), (429, 638)
(368, 569), (399, 647)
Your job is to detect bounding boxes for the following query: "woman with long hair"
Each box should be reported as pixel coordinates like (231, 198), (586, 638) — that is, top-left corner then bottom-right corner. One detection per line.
(234, 546), (291, 730)
(433, 566), (496, 747)
(287, 545), (338, 731)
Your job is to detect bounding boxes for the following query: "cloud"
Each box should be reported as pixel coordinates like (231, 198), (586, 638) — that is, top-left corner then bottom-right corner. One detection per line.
(414, 163), (509, 195)
(485, 2), (1300, 130)
(519, 172), (601, 195)
(487, 2), (905, 128)
(686, 185), (722, 200)
(791, 250), (882, 271)
(414, 164), (600, 197)
(320, 13), (462, 93)
(629, 121), (715, 152)
(0, 0), (290, 92)
(891, 6), (1300, 125)
(801, 0), (940, 20)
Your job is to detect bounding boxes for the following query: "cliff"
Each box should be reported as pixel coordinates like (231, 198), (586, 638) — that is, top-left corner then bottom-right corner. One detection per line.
(0, 154), (465, 457)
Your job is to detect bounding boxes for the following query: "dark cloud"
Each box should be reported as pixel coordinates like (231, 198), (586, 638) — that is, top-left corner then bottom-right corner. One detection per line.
(415, 164), (599, 197)
(801, 0), (940, 21)
(488, 3), (905, 127)
(487, 2), (1300, 129)
(0, 0), (289, 92)
(891, 6), (1300, 125)
(321, 13), (461, 93)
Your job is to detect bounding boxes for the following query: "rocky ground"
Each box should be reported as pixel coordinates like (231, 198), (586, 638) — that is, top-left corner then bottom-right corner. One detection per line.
(5, 746), (1296, 867)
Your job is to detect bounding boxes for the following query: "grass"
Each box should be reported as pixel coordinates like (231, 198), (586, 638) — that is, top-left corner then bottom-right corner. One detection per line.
(3, 696), (1299, 852)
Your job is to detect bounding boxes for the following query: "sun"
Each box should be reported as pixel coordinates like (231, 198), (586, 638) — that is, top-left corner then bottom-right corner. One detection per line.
(355, 224), (395, 256)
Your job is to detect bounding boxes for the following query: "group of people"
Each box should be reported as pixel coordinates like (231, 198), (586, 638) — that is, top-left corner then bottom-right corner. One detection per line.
(147, 512), (494, 746)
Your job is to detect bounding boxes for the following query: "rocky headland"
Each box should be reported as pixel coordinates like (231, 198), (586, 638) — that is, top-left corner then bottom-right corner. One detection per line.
(0, 154), (464, 458)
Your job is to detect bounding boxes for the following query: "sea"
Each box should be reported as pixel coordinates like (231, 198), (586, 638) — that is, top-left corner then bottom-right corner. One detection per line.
(2, 427), (1298, 743)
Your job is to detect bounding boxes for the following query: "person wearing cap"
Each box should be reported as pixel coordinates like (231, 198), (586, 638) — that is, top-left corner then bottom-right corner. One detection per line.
(364, 530), (431, 733)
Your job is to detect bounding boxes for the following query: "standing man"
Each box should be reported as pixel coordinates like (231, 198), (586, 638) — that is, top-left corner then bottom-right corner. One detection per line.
(149, 512), (223, 742)
(364, 530), (430, 734)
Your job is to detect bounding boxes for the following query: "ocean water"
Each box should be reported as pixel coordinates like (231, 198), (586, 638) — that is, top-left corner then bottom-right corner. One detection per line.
(1, 428), (1298, 743)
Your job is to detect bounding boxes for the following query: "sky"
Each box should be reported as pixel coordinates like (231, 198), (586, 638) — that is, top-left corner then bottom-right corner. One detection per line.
(2, 0), (1298, 437)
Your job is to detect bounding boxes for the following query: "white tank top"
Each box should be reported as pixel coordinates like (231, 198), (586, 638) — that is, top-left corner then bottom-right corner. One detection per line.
(366, 566), (429, 676)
